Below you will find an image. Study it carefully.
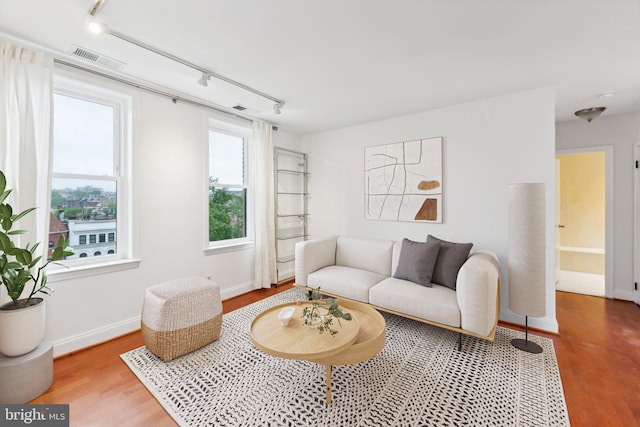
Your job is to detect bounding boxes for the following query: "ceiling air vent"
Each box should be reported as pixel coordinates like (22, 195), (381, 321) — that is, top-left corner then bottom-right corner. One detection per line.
(232, 104), (259, 114)
(70, 45), (126, 70)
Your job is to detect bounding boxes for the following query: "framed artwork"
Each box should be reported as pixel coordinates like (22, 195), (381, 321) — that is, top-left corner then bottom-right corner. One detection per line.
(365, 137), (443, 223)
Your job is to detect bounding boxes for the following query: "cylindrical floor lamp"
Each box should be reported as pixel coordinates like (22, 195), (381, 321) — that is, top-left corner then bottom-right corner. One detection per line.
(508, 183), (546, 354)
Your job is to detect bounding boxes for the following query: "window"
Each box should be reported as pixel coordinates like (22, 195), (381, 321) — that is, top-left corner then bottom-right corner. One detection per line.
(208, 124), (252, 247)
(50, 75), (131, 269)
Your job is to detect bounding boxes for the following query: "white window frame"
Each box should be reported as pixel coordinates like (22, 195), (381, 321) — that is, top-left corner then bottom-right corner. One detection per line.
(205, 117), (254, 254)
(47, 71), (139, 281)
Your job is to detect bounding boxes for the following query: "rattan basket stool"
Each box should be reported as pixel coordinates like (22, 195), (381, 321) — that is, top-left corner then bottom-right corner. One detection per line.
(141, 277), (222, 361)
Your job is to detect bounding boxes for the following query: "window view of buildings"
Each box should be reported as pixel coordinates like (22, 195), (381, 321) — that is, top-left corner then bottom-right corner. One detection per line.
(49, 88), (126, 263)
(48, 185), (116, 260)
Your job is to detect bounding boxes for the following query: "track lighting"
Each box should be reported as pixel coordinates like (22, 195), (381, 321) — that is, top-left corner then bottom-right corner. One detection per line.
(83, 14), (285, 114)
(198, 72), (210, 87)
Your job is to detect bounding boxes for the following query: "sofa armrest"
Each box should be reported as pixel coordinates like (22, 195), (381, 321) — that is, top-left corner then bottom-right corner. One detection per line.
(294, 237), (338, 286)
(456, 251), (501, 337)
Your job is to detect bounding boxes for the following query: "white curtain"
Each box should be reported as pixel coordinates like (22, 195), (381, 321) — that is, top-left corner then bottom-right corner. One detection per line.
(0, 42), (53, 261)
(252, 120), (277, 288)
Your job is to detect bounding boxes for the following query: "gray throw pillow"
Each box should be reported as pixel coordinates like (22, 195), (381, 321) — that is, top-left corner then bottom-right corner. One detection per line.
(393, 238), (441, 286)
(427, 235), (473, 290)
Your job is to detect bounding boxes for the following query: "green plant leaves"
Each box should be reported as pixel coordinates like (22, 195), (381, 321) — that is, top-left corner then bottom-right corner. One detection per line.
(51, 235), (72, 260)
(0, 232), (11, 252)
(3, 268), (31, 301)
(0, 169), (72, 306)
(0, 189), (10, 205)
(15, 248), (32, 265)
(1, 217), (12, 232)
(301, 288), (352, 337)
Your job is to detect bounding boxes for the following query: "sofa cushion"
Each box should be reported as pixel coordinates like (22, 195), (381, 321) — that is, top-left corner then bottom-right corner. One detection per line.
(336, 236), (394, 277)
(308, 266), (386, 303)
(393, 238), (440, 286)
(427, 235), (473, 290)
(370, 277), (461, 328)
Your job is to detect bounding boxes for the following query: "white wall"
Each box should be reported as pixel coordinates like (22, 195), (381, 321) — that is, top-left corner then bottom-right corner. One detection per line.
(274, 127), (303, 152)
(301, 87), (559, 332)
(45, 71), (302, 356)
(556, 112), (640, 301)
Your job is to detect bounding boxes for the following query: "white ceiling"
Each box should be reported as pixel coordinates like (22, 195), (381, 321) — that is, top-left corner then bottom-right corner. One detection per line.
(1, 0), (639, 134)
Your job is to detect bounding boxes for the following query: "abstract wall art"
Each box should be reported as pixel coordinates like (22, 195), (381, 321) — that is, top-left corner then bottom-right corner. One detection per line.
(365, 137), (443, 223)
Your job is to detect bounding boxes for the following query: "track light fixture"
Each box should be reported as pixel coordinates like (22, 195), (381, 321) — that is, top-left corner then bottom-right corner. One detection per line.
(86, 18), (109, 35)
(198, 72), (210, 87)
(88, 0), (107, 17)
(84, 16), (285, 115)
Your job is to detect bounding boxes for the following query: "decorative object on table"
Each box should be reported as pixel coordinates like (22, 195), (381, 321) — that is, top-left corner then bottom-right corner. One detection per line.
(364, 137), (443, 223)
(277, 306), (295, 326)
(121, 288), (569, 427)
(0, 170), (72, 357)
(508, 183), (546, 354)
(141, 277), (222, 362)
(302, 287), (352, 336)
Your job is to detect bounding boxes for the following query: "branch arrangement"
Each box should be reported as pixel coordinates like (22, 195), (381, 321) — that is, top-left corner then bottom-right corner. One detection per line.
(302, 288), (352, 336)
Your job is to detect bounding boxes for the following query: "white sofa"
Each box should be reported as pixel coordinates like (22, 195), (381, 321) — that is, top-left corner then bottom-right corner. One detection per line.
(295, 236), (501, 341)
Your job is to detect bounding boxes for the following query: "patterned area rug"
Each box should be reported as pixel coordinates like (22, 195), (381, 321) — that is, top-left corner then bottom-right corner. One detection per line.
(121, 288), (570, 426)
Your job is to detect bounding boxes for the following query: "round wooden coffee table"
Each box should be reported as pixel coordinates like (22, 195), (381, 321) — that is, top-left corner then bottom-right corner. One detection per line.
(250, 298), (386, 404)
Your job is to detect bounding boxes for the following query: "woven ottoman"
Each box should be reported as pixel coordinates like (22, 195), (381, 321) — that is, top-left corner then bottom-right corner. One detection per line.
(141, 277), (222, 361)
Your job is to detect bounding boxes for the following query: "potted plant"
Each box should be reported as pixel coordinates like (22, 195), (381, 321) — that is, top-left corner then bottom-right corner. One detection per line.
(0, 170), (72, 356)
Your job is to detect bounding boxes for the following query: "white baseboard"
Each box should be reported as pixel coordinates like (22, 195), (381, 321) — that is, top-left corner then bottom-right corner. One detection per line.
(53, 316), (140, 358)
(220, 281), (256, 300)
(51, 281), (263, 357)
(499, 310), (559, 334)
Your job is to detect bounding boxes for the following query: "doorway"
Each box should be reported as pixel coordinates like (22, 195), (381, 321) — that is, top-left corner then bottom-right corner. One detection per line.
(556, 147), (613, 298)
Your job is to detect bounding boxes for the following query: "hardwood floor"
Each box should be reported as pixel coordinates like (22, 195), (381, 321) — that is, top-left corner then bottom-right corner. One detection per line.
(31, 285), (639, 426)
(547, 292), (640, 426)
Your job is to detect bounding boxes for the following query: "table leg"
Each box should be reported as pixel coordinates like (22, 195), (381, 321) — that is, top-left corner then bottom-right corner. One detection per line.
(325, 364), (332, 405)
